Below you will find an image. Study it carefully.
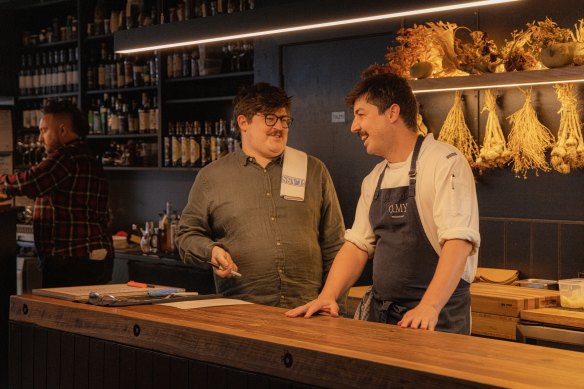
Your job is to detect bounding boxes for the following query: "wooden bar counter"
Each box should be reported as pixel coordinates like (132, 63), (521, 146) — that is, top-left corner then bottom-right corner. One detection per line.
(9, 294), (584, 388)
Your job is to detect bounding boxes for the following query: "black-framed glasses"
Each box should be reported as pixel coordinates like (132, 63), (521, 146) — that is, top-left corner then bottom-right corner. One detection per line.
(258, 113), (293, 129)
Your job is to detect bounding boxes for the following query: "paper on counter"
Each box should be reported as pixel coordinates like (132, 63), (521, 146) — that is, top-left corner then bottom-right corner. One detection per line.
(160, 298), (253, 309)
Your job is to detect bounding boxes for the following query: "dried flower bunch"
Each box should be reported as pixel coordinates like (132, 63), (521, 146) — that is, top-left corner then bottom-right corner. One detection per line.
(507, 88), (554, 178)
(438, 91), (479, 166)
(551, 83), (584, 173)
(476, 90), (511, 170)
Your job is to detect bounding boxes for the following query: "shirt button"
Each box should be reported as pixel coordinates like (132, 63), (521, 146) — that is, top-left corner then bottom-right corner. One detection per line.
(266, 192), (271, 196)
(270, 217), (275, 221)
(276, 242), (281, 246)
(263, 169), (267, 173)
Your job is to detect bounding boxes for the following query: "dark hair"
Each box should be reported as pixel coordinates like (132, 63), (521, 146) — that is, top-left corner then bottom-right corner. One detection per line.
(232, 83), (292, 131)
(345, 73), (418, 131)
(42, 99), (88, 138)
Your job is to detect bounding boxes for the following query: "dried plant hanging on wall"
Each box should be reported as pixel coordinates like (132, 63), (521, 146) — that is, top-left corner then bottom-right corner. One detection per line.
(476, 90), (511, 171)
(551, 83), (584, 173)
(438, 91), (478, 167)
(507, 88), (554, 178)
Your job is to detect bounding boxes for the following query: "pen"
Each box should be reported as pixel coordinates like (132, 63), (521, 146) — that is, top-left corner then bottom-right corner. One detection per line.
(209, 261), (242, 278)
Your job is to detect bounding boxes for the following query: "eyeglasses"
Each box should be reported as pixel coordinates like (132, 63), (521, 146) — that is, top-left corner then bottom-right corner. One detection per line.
(258, 113), (293, 129)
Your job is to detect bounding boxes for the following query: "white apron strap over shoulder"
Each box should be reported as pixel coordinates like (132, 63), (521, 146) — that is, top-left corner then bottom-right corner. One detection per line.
(280, 146), (307, 202)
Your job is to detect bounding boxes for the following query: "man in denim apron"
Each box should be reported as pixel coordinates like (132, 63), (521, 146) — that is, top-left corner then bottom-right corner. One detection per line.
(287, 73), (479, 334)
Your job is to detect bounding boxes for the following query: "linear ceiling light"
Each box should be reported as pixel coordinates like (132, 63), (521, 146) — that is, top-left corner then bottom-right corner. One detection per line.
(116, 0), (522, 54)
(413, 78), (584, 94)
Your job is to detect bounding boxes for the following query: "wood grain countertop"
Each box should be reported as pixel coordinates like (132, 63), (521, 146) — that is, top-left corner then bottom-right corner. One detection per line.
(521, 307), (584, 329)
(9, 294), (584, 388)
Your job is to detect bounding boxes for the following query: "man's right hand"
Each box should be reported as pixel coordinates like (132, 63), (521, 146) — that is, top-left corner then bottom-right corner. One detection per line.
(211, 246), (239, 278)
(285, 295), (340, 318)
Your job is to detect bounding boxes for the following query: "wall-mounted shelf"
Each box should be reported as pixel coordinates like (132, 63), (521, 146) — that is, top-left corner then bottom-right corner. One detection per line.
(87, 133), (158, 140)
(86, 34), (113, 41)
(164, 71), (254, 84)
(18, 92), (78, 101)
(410, 66), (584, 94)
(21, 39), (77, 50)
(86, 86), (158, 95)
(165, 96), (236, 105)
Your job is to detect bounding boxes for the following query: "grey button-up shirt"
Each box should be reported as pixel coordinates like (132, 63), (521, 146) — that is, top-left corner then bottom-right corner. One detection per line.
(176, 148), (345, 309)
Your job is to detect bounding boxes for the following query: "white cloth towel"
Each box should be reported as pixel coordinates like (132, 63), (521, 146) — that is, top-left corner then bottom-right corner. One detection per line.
(280, 146), (307, 201)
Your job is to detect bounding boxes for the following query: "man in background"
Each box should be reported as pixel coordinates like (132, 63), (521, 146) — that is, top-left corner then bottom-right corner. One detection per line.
(0, 99), (113, 288)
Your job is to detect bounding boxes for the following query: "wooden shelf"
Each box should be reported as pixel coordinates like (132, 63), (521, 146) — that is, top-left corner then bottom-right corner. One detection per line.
(86, 85), (157, 95)
(87, 133), (158, 139)
(164, 71), (254, 83)
(103, 166), (159, 171)
(165, 96), (235, 105)
(21, 39), (77, 50)
(86, 34), (113, 41)
(410, 66), (584, 94)
(18, 91), (78, 101)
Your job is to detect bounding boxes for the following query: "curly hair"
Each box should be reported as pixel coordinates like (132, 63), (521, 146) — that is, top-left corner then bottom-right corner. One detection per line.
(232, 83), (292, 131)
(42, 99), (89, 138)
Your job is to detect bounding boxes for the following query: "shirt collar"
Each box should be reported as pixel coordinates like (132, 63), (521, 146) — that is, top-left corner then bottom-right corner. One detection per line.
(236, 147), (285, 166)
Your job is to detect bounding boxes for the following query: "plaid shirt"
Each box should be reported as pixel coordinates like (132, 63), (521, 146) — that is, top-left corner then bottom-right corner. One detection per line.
(1, 139), (113, 258)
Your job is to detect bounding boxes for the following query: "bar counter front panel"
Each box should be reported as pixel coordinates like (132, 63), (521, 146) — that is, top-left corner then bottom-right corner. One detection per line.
(9, 294), (584, 388)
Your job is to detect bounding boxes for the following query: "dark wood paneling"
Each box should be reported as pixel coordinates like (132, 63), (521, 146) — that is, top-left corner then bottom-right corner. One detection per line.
(189, 360), (208, 389)
(532, 223), (559, 280)
(119, 344), (136, 388)
(103, 341), (120, 389)
(21, 323), (34, 389)
(74, 334), (90, 389)
(88, 338), (105, 389)
(60, 332), (75, 389)
(207, 364), (228, 389)
(136, 347), (154, 389)
(152, 352), (171, 389)
(170, 356), (190, 389)
(33, 327), (47, 389)
(9, 323), (22, 389)
(504, 222), (531, 278)
(559, 224), (584, 279)
(46, 328), (62, 388)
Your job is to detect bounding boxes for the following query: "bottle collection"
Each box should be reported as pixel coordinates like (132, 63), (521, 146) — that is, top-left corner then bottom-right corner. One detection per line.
(18, 48), (79, 97)
(87, 42), (159, 91)
(87, 0), (256, 37)
(88, 92), (159, 135)
(101, 139), (158, 168)
(165, 40), (253, 78)
(14, 135), (45, 169)
(136, 201), (180, 255)
(164, 119), (240, 168)
(21, 15), (78, 46)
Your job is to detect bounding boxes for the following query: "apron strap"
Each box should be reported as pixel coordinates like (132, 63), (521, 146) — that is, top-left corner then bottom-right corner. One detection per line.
(373, 163), (388, 200)
(408, 135), (425, 198)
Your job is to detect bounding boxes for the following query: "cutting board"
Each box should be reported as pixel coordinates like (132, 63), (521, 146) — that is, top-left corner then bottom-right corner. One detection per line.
(32, 283), (185, 302)
(471, 312), (519, 340)
(520, 307), (584, 329)
(471, 283), (559, 317)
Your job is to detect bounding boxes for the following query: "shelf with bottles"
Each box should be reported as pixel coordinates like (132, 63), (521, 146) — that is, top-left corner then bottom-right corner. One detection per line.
(14, 133), (45, 171)
(17, 48), (80, 99)
(163, 118), (240, 169)
(165, 95), (236, 105)
(87, 91), (160, 137)
(20, 12), (78, 49)
(86, 85), (158, 95)
(87, 133), (158, 140)
(86, 40), (159, 92)
(93, 138), (158, 169)
(163, 40), (254, 81)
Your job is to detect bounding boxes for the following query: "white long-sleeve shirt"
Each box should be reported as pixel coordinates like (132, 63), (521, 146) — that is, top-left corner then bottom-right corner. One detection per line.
(345, 135), (480, 283)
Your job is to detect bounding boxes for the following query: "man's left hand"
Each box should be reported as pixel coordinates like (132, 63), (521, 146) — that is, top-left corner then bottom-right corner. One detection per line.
(396, 303), (440, 331)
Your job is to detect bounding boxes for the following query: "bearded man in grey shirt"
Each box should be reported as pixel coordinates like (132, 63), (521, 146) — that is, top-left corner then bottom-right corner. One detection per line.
(176, 83), (345, 309)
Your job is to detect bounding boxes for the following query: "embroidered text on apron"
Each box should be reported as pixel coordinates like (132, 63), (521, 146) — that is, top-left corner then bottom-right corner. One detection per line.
(368, 135), (470, 334)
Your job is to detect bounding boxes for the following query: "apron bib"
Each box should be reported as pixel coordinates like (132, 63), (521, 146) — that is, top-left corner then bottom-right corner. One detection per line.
(368, 135), (470, 334)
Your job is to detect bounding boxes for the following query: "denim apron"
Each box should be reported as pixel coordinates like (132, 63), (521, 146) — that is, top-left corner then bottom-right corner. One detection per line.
(368, 135), (470, 334)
